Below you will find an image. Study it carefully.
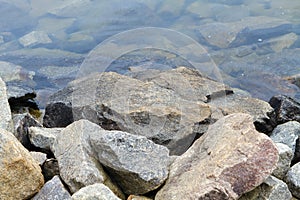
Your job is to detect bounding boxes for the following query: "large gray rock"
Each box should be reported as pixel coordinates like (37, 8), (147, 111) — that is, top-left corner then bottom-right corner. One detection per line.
(30, 151), (47, 166)
(90, 128), (171, 194)
(32, 175), (71, 200)
(0, 77), (12, 132)
(53, 120), (124, 198)
(270, 121), (300, 151)
(272, 143), (293, 180)
(155, 113), (279, 200)
(286, 162), (300, 198)
(71, 183), (121, 200)
(46, 69), (212, 155)
(29, 126), (62, 153)
(0, 128), (44, 199)
(239, 176), (292, 200)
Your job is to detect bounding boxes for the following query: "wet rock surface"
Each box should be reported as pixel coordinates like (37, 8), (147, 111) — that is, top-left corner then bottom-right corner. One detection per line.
(155, 113), (279, 200)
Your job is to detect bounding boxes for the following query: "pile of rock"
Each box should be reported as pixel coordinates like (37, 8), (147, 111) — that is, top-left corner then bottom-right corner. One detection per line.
(1, 66), (300, 199)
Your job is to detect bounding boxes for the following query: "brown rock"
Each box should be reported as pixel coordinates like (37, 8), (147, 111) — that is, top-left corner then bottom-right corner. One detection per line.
(0, 128), (44, 200)
(155, 113), (279, 200)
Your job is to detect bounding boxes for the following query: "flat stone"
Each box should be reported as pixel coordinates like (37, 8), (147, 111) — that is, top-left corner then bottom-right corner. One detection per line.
(30, 151), (47, 166)
(53, 120), (124, 198)
(239, 176), (292, 200)
(0, 128), (44, 199)
(90, 128), (171, 195)
(155, 113), (279, 200)
(208, 93), (275, 133)
(71, 183), (121, 200)
(272, 143), (293, 180)
(29, 126), (62, 153)
(19, 31), (52, 47)
(286, 162), (300, 198)
(0, 77), (12, 132)
(269, 95), (300, 125)
(270, 121), (300, 151)
(33, 175), (71, 200)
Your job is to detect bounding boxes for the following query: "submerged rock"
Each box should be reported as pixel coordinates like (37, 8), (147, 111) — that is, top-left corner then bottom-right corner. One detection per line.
(155, 113), (279, 200)
(0, 128), (44, 199)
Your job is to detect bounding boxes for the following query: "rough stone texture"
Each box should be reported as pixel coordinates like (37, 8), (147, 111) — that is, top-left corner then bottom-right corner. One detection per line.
(46, 69), (212, 155)
(239, 176), (292, 200)
(155, 113), (279, 200)
(208, 93), (275, 133)
(32, 175), (71, 200)
(29, 126), (62, 153)
(42, 158), (60, 182)
(286, 162), (300, 198)
(0, 77), (13, 132)
(53, 120), (125, 198)
(30, 151), (47, 166)
(90, 128), (171, 195)
(270, 121), (300, 152)
(12, 113), (42, 150)
(71, 183), (121, 200)
(272, 143), (293, 180)
(269, 95), (300, 125)
(128, 195), (152, 200)
(0, 128), (44, 199)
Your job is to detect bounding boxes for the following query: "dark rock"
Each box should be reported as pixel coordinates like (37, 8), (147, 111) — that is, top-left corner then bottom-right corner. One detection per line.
(12, 113), (42, 150)
(269, 95), (300, 125)
(43, 102), (74, 128)
(292, 137), (300, 166)
(89, 127), (171, 195)
(42, 158), (60, 182)
(32, 175), (71, 200)
(155, 113), (279, 200)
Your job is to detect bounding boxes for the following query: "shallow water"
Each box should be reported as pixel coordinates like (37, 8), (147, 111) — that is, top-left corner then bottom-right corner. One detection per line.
(0, 0), (300, 107)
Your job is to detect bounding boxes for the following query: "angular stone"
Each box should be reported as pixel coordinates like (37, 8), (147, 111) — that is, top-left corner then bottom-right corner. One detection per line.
(208, 93), (275, 133)
(239, 176), (292, 200)
(53, 120), (124, 198)
(71, 183), (121, 200)
(269, 95), (300, 124)
(30, 151), (47, 166)
(46, 69), (212, 155)
(286, 162), (300, 198)
(19, 31), (52, 47)
(0, 128), (44, 199)
(12, 113), (42, 150)
(0, 77), (12, 132)
(0, 61), (35, 84)
(272, 143), (293, 180)
(29, 126), (62, 153)
(270, 121), (300, 151)
(155, 113), (279, 200)
(90, 128), (171, 195)
(33, 175), (71, 200)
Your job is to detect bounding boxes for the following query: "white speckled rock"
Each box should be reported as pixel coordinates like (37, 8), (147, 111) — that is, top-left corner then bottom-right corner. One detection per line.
(0, 77), (12, 132)
(272, 143), (293, 180)
(71, 183), (121, 200)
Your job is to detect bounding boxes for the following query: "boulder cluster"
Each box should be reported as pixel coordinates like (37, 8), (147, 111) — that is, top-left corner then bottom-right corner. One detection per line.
(1, 66), (300, 199)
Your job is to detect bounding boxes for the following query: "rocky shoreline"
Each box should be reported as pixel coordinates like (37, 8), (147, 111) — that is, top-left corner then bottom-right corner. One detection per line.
(1, 66), (300, 199)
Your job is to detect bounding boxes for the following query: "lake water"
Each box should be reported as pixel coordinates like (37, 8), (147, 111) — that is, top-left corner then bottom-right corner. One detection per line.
(0, 0), (300, 107)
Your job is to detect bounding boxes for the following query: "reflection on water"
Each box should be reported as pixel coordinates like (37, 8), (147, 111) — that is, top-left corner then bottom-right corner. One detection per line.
(0, 0), (300, 106)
